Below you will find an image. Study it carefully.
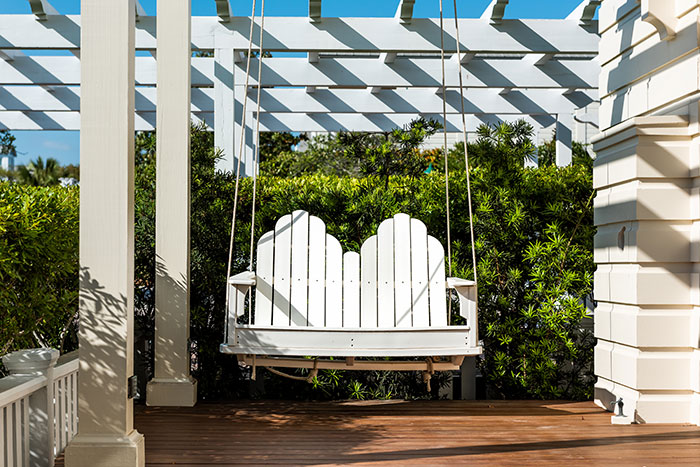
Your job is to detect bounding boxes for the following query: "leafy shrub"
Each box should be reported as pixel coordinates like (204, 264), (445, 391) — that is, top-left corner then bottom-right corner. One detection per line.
(133, 123), (594, 400)
(0, 183), (79, 363)
(0, 122), (594, 401)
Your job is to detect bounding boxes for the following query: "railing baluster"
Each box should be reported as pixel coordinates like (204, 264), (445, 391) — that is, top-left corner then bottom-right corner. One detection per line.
(22, 398), (29, 467)
(1, 405), (6, 467)
(9, 401), (22, 465)
(58, 379), (64, 452)
(66, 376), (72, 441)
(63, 376), (69, 449)
(10, 402), (17, 467)
(71, 372), (78, 436)
(6, 404), (13, 467)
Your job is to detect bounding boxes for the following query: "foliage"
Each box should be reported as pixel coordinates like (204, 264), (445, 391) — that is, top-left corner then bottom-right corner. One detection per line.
(0, 121), (593, 401)
(16, 156), (62, 186)
(0, 130), (16, 156)
(0, 182), (79, 364)
(259, 132), (305, 162)
(260, 118), (441, 186)
(59, 164), (80, 181)
(537, 138), (594, 170)
(132, 121), (594, 400)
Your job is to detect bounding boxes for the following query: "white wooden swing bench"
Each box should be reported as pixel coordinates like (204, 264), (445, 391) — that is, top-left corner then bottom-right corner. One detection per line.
(220, 210), (481, 378)
(218, 0), (481, 385)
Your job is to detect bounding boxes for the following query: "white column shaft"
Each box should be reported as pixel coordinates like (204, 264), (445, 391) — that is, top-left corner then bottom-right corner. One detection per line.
(214, 48), (235, 172)
(148, 0), (198, 407)
(74, 0), (136, 437)
(66, 0), (144, 463)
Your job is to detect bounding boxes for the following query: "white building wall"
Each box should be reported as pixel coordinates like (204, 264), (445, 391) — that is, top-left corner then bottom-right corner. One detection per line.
(594, 0), (700, 425)
(0, 154), (14, 172)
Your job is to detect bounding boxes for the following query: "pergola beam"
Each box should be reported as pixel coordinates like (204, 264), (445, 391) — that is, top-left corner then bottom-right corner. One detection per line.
(27, 0), (57, 21)
(214, 0), (233, 22)
(135, 0), (146, 22)
(0, 110), (555, 132)
(250, 112), (556, 133)
(0, 86), (595, 115)
(309, 0), (322, 22)
(0, 56), (598, 89)
(482, 0), (509, 25)
(396, 0), (416, 24)
(233, 57), (598, 89)
(1, 16), (600, 54)
(567, 0), (601, 26)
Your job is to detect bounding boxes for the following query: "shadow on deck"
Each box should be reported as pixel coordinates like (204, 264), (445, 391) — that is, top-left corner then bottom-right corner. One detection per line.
(56, 400), (700, 465)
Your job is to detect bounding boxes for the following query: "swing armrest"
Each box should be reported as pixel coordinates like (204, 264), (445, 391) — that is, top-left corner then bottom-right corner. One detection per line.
(446, 277), (478, 345)
(446, 277), (476, 288)
(226, 271), (256, 346)
(228, 271), (257, 287)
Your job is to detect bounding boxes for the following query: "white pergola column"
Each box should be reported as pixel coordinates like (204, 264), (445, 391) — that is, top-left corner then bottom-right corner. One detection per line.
(214, 48), (235, 172)
(146, 0), (198, 407)
(64, 0), (145, 464)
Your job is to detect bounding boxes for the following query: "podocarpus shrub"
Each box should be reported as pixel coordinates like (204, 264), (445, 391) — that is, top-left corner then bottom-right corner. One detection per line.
(134, 124), (595, 401)
(0, 183), (79, 366)
(0, 124), (593, 399)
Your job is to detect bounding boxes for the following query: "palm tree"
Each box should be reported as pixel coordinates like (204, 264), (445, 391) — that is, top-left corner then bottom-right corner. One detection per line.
(17, 156), (61, 186)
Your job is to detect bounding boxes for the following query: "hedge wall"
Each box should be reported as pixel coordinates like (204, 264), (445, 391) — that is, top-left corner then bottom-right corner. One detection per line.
(0, 125), (594, 401)
(134, 126), (595, 401)
(0, 183), (79, 361)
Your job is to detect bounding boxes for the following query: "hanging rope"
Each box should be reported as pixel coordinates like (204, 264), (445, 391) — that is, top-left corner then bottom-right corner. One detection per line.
(225, 0), (259, 323)
(438, 0), (454, 325)
(438, 0), (452, 281)
(249, 0), (266, 269)
(452, 0), (479, 288)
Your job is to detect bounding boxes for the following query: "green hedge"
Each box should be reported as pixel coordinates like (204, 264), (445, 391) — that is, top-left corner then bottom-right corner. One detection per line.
(0, 125), (594, 401)
(134, 126), (594, 400)
(0, 183), (79, 362)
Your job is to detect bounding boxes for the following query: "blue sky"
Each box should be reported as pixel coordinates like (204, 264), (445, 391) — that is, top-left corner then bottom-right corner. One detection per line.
(3, 0), (589, 166)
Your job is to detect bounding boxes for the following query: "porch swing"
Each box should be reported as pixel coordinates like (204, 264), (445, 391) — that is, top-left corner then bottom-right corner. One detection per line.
(219, 0), (481, 386)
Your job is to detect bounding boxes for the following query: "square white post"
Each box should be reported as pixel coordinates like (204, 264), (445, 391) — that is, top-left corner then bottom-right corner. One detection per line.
(64, 0), (145, 465)
(214, 48), (235, 172)
(146, 0), (198, 407)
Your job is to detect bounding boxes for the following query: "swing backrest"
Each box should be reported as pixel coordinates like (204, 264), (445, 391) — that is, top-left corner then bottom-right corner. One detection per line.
(254, 210), (448, 328)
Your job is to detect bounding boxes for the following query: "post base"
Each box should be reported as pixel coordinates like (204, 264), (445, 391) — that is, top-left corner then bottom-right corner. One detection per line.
(146, 377), (197, 407)
(64, 430), (145, 467)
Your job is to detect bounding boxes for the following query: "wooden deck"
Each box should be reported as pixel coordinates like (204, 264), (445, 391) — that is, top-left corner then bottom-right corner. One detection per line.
(57, 400), (700, 465)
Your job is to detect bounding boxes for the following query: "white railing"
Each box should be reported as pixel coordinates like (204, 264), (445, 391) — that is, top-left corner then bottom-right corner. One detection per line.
(52, 355), (79, 457)
(0, 348), (79, 467)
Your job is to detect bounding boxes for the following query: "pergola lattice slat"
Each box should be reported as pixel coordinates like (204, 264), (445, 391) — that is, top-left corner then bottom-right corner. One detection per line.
(1, 15), (598, 54)
(0, 86), (594, 115)
(234, 57), (598, 89)
(0, 110), (551, 133)
(0, 55), (598, 89)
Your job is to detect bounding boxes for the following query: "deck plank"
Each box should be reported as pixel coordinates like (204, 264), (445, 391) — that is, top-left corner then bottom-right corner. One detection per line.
(56, 400), (700, 465)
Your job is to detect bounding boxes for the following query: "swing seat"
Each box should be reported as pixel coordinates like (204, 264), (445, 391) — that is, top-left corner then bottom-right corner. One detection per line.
(220, 211), (481, 372)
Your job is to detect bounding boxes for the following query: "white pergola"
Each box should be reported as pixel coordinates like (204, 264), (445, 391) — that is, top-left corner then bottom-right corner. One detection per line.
(0, 0), (600, 173)
(0, 1), (603, 465)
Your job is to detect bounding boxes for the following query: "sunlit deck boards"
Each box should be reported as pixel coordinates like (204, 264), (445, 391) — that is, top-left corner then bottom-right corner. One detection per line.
(57, 400), (700, 465)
